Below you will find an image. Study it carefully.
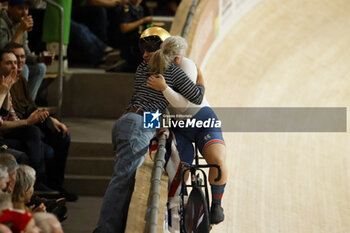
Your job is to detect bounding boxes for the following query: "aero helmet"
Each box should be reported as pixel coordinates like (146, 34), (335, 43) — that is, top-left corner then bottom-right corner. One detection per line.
(139, 26), (171, 52)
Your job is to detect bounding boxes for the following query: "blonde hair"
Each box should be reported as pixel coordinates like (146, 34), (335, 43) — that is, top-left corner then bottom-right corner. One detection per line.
(148, 36), (188, 74)
(12, 165), (35, 202)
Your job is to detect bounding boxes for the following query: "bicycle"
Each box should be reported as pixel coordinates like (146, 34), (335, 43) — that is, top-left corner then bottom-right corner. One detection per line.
(179, 147), (222, 233)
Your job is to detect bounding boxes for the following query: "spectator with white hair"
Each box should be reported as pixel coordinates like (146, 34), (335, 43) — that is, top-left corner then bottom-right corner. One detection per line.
(12, 165), (45, 213)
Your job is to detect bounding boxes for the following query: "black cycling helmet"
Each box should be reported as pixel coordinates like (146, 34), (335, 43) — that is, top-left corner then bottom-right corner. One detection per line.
(139, 26), (171, 52)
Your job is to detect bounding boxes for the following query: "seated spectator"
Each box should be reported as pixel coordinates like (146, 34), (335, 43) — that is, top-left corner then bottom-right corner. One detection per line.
(0, 49), (55, 195)
(0, 153), (68, 222)
(4, 43), (77, 202)
(34, 212), (63, 233)
(72, 0), (119, 43)
(0, 209), (41, 233)
(12, 165), (46, 213)
(107, 0), (153, 72)
(69, 19), (121, 69)
(0, 153), (18, 194)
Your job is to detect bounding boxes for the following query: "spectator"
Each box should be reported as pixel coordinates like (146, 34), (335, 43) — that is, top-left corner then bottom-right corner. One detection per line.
(34, 212), (63, 233)
(69, 19), (120, 68)
(0, 0), (53, 101)
(4, 43), (77, 202)
(0, 153), (18, 195)
(107, 0), (153, 72)
(12, 165), (46, 213)
(72, 0), (118, 43)
(0, 49), (56, 195)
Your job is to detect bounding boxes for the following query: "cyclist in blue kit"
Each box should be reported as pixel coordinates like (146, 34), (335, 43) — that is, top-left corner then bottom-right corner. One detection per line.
(147, 35), (227, 225)
(93, 27), (205, 233)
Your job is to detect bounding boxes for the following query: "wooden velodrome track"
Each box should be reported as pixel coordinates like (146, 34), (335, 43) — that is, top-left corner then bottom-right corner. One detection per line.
(202, 0), (350, 232)
(126, 0), (350, 232)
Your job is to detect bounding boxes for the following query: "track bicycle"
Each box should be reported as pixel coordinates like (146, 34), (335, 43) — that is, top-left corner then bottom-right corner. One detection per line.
(179, 147), (221, 233)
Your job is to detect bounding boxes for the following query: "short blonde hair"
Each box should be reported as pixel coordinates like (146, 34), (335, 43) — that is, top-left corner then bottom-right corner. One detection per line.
(148, 36), (188, 74)
(12, 165), (35, 202)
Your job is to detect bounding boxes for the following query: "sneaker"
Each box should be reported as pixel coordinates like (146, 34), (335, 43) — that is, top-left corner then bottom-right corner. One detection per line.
(105, 59), (127, 72)
(210, 204), (225, 224)
(102, 50), (121, 63)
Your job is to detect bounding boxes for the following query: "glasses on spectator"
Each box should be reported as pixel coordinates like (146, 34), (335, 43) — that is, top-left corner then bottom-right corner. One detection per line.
(15, 55), (26, 60)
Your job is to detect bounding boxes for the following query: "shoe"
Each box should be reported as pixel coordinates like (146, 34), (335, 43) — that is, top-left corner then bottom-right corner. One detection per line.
(103, 46), (114, 53)
(102, 50), (121, 63)
(210, 204), (224, 224)
(105, 59), (127, 72)
(58, 188), (78, 202)
(34, 182), (60, 196)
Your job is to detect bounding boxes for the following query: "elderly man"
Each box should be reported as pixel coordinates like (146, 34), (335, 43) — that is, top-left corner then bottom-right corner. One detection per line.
(0, 0), (51, 100)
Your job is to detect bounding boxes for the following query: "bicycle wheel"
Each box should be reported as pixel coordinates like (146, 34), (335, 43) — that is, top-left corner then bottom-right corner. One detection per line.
(184, 187), (210, 233)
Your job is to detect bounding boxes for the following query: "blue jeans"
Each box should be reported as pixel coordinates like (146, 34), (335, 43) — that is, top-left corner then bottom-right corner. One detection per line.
(94, 113), (155, 233)
(70, 20), (107, 66)
(21, 63), (46, 100)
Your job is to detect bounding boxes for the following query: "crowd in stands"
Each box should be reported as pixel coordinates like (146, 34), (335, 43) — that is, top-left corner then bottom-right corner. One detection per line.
(0, 153), (65, 232)
(0, 0), (182, 232)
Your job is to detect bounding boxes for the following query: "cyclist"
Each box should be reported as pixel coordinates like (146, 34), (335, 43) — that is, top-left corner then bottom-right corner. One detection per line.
(146, 36), (227, 224)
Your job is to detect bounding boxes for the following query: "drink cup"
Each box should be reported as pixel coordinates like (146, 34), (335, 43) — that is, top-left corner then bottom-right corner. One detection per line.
(41, 51), (54, 65)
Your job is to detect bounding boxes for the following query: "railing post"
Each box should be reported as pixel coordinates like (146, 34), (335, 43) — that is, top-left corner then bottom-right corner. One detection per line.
(44, 0), (64, 117)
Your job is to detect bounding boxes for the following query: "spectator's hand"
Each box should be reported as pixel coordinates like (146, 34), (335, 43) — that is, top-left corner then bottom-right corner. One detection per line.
(142, 16), (153, 24)
(50, 117), (69, 138)
(29, 203), (46, 213)
(19, 15), (34, 32)
(0, 70), (18, 93)
(146, 74), (167, 91)
(27, 109), (49, 125)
